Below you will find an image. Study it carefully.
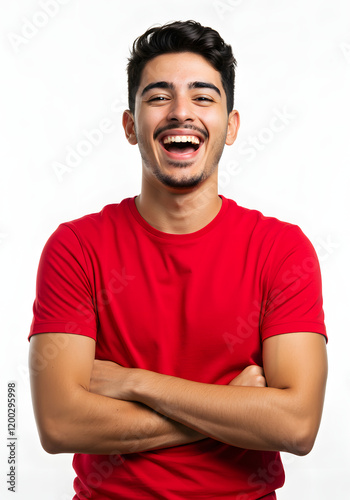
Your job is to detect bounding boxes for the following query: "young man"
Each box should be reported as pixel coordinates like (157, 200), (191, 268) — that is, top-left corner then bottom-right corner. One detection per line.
(29, 21), (328, 499)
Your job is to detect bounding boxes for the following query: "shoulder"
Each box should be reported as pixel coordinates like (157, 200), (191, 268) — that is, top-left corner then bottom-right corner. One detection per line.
(50, 197), (134, 244)
(64, 197), (132, 232)
(224, 196), (309, 249)
(39, 198), (134, 265)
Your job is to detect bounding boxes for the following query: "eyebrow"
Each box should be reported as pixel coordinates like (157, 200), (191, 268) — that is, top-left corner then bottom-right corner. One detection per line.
(141, 81), (175, 96)
(141, 81), (221, 97)
(189, 81), (221, 97)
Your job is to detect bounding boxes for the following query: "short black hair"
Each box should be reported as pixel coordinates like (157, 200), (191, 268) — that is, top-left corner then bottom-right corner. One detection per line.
(127, 20), (237, 115)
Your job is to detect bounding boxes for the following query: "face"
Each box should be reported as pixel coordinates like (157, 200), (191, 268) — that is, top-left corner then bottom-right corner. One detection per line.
(123, 52), (239, 192)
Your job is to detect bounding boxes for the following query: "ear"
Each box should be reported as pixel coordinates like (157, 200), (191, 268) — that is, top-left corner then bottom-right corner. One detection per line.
(225, 110), (240, 146)
(122, 110), (138, 145)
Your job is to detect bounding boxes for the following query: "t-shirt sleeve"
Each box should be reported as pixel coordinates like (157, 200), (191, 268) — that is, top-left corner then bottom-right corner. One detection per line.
(28, 223), (98, 340)
(261, 224), (327, 342)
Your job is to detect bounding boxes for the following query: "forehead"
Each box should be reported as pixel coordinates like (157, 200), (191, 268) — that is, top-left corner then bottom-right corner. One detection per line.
(138, 52), (223, 91)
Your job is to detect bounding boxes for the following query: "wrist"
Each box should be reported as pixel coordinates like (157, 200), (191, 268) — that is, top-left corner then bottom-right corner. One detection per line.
(129, 368), (157, 405)
(127, 367), (147, 401)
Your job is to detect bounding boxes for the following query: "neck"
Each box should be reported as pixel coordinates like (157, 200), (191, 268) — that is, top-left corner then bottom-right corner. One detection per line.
(135, 175), (222, 234)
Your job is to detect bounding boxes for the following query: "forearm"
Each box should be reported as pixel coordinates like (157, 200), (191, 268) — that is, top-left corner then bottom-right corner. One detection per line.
(30, 334), (205, 456)
(34, 385), (204, 455)
(130, 370), (317, 456)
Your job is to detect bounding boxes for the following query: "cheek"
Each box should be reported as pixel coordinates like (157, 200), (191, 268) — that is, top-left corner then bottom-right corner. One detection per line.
(135, 128), (157, 157)
(208, 122), (229, 147)
(135, 117), (158, 144)
(202, 110), (227, 133)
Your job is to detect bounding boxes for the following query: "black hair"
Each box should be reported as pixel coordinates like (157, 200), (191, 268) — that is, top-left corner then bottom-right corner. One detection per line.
(127, 20), (237, 115)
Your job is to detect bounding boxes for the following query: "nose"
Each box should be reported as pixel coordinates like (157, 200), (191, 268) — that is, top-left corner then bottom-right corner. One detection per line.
(166, 95), (195, 123)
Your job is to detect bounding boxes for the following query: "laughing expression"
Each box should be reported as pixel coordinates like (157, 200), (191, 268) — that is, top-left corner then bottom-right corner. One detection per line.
(123, 52), (239, 192)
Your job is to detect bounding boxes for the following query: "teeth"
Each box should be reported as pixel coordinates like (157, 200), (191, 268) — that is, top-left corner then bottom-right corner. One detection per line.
(163, 135), (200, 145)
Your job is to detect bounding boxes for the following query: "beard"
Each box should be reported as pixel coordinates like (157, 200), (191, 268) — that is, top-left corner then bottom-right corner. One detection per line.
(154, 170), (205, 189)
(140, 156), (207, 189)
(136, 131), (227, 190)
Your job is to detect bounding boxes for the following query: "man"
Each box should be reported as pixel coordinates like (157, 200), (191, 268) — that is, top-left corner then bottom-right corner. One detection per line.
(29, 21), (328, 499)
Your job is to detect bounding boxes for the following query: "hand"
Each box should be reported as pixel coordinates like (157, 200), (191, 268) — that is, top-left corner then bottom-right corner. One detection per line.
(90, 360), (267, 402)
(229, 365), (266, 388)
(89, 359), (134, 399)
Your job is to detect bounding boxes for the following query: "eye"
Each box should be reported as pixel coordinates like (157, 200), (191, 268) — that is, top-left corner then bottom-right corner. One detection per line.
(194, 96), (215, 104)
(147, 96), (170, 103)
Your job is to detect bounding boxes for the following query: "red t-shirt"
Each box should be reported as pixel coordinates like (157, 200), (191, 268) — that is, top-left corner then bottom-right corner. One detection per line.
(29, 195), (327, 499)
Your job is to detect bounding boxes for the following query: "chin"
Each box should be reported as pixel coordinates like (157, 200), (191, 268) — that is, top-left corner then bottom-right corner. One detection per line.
(155, 170), (206, 189)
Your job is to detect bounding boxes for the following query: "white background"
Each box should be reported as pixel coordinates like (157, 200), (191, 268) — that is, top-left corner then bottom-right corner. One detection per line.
(0, 0), (349, 498)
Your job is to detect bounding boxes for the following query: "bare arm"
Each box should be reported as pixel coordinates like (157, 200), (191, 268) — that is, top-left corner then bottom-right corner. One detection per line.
(29, 333), (205, 455)
(95, 333), (327, 456)
(30, 333), (266, 455)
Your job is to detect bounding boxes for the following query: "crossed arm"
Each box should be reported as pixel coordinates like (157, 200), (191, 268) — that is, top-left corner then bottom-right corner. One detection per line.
(29, 331), (327, 456)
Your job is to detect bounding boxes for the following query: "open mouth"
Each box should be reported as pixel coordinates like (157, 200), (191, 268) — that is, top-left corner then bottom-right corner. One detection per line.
(160, 135), (202, 156)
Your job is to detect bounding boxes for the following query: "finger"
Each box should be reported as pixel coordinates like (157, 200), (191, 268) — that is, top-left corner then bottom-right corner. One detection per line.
(256, 375), (267, 387)
(250, 365), (264, 375)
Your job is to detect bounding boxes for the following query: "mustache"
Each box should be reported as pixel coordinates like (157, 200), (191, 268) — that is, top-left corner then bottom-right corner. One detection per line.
(154, 124), (208, 141)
